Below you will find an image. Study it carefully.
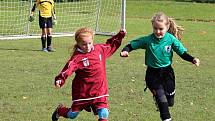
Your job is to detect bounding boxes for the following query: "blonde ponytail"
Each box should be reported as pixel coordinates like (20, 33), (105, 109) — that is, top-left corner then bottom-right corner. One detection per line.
(168, 18), (184, 40)
(69, 44), (78, 56)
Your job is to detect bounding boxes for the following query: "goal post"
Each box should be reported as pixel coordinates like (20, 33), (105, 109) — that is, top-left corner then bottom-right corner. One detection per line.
(0, 0), (126, 40)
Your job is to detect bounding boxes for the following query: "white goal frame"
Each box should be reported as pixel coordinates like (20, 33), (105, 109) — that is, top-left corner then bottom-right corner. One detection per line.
(0, 0), (126, 40)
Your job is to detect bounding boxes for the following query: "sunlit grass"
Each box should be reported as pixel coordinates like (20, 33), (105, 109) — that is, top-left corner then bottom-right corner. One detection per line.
(0, 1), (214, 121)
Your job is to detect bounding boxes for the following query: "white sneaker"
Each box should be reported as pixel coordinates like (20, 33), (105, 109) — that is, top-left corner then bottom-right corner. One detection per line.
(42, 48), (48, 52)
(47, 46), (56, 52)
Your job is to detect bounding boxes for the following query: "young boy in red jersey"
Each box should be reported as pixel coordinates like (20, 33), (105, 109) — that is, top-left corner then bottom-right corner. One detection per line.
(52, 27), (126, 121)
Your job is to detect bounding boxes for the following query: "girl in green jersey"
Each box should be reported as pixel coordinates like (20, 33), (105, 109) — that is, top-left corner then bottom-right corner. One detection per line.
(120, 12), (200, 121)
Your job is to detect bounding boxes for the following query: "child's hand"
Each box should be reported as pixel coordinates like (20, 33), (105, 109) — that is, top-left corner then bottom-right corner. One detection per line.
(120, 51), (129, 57)
(55, 80), (64, 88)
(193, 58), (200, 66)
(120, 29), (127, 34)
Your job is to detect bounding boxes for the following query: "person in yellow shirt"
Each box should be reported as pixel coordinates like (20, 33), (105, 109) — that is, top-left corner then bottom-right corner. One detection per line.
(29, 0), (56, 52)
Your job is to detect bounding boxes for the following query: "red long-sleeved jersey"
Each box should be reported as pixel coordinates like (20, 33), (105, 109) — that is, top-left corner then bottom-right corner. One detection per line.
(55, 31), (125, 102)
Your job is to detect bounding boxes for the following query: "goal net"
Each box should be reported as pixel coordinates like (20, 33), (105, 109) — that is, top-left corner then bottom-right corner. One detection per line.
(0, 0), (126, 40)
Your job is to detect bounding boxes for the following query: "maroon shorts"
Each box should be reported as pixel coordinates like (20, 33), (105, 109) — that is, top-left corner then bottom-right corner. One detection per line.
(71, 96), (109, 115)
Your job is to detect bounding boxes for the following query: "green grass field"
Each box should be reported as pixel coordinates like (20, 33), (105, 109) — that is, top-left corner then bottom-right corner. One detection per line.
(0, 1), (215, 121)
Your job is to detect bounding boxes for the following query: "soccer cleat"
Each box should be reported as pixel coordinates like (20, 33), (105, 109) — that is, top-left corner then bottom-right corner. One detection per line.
(47, 46), (56, 52)
(42, 48), (48, 52)
(52, 104), (63, 121)
(52, 110), (59, 121)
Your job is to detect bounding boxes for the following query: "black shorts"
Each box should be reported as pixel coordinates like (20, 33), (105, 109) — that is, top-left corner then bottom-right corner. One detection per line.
(145, 65), (175, 96)
(39, 15), (53, 28)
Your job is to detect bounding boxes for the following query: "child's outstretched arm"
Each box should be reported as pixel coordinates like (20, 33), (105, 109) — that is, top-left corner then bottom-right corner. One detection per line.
(103, 29), (126, 58)
(120, 44), (134, 57)
(54, 58), (78, 88)
(179, 52), (200, 66)
(106, 29), (126, 45)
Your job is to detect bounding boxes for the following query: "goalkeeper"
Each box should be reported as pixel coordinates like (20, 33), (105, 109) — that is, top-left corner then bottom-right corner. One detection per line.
(29, 0), (57, 52)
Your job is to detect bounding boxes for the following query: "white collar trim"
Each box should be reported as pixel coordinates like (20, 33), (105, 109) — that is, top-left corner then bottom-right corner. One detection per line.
(76, 46), (94, 53)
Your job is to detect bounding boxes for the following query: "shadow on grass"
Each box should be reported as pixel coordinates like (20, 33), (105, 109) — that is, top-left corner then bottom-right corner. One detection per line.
(0, 48), (43, 52)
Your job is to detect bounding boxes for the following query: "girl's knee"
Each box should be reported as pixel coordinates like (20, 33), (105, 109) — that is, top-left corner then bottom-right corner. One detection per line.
(67, 111), (79, 119)
(167, 95), (174, 107)
(97, 108), (109, 119)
